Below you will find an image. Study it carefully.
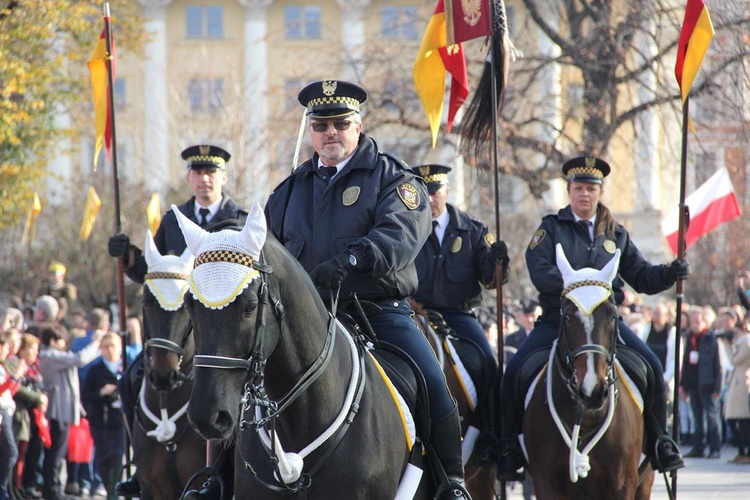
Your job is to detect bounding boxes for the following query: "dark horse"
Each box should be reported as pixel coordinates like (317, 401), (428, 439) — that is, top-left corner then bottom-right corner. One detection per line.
(523, 244), (653, 499)
(129, 233), (205, 499)
(413, 308), (497, 500)
(173, 204), (433, 499)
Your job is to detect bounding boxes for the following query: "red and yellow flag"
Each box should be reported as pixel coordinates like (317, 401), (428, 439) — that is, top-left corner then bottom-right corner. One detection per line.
(675, 0), (714, 103)
(413, 0), (469, 147)
(79, 187), (102, 242)
(444, 0), (491, 45)
(88, 20), (116, 170)
(146, 193), (162, 235)
(21, 192), (42, 245)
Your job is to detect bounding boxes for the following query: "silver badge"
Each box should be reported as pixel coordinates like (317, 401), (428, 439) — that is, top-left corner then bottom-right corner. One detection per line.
(343, 186), (360, 206)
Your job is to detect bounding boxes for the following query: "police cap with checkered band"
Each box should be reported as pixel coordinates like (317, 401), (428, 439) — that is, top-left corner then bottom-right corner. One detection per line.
(298, 80), (368, 119)
(181, 145), (231, 171)
(562, 156), (611, 184)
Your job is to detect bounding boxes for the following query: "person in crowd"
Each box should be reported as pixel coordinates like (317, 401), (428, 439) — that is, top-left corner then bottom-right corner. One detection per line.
(82, 332), (125, 499)
(27, 295), (59, 332)
(498, 156), (688, 480)
(681, 306), (724, 459)
(410, 163), (509, 465)
(108, 144), (247, 497)
(0, 331), (27, 500)
(38, 262), (78, 326)
(260, 80), (468, 499)
(8, 334), (46, 500)
(37, 322), (102, 500)
(506, 299), (539, 354)
(641, 302), (681, 396)
(722, 311), (750, 463)
(5, 308), (25, 333)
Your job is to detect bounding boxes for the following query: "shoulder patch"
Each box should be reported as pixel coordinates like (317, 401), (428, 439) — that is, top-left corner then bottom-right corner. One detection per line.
(397, 183), (420, 210)
(529, 229), (546, 250)
(484, 233), (496, 247)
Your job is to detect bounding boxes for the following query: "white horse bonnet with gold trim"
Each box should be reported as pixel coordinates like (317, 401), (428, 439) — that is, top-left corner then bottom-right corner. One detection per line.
(143, 232), (194, 311)
(556, 243), (621, 315)
(173, 202), (266, 309)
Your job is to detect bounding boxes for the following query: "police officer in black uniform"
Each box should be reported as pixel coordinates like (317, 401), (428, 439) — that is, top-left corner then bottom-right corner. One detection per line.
(497, 156), (688, 480)
(411, 164), (508, 463)
(107, 145), (246, 497)
(264, 80), (470, 499)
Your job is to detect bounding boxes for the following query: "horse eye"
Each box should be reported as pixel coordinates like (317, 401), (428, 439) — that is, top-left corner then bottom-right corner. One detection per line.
(242, 302), (258, 318)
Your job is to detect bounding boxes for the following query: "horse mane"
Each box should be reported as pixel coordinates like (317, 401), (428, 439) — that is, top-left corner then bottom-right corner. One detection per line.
(262, 233), (328, 331)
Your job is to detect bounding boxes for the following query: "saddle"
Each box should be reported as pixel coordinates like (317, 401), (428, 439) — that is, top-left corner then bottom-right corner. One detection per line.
(424, 310), (494, 408)
(514, 345), (654, 412)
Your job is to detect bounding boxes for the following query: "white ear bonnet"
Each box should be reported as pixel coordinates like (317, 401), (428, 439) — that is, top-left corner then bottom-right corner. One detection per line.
(143, 231), (195, 311)
(555, 243), (621, 315)
(173, 203), (266, 309)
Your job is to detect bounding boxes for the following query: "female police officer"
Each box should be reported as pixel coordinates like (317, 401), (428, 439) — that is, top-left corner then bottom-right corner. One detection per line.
(498, 156), (688, 480)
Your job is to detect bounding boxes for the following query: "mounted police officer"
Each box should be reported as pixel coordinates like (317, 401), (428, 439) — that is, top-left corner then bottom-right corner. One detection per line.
(264, 80), (471, 499)
(410, 164), (509, 465)
(107, 145), (247, 498)
(497, 156), (688, 481)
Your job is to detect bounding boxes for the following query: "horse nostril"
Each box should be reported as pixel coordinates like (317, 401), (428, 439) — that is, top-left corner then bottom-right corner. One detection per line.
(212, 410), (234, 434)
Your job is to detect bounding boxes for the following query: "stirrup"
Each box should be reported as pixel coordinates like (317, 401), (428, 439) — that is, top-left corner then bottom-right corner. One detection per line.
(653, 436), (685, 473)
(436, 479), (472, 499)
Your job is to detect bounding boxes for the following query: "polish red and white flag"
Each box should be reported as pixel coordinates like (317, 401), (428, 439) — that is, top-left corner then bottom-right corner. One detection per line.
(661, 167), (741, 255)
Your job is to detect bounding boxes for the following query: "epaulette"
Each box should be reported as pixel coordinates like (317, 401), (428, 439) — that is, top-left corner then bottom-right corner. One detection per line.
(379, 151), (410, 171)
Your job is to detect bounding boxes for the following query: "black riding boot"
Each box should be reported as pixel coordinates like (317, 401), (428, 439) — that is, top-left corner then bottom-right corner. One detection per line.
(184, 442), (234, 500)
(470, 383), (499, 467)
(497, 394), (525, 481)
(431, 407), (472, 499)
(646, 392), (684, 473)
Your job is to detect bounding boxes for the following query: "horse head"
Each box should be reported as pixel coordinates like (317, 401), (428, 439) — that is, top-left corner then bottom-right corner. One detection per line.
(555, 243), (621, 409)
(142, 232), (194, 391)
(175, 202), (320, 443)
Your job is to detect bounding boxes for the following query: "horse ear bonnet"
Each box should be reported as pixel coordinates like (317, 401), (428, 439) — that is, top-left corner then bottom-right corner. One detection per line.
(173, 203), (267, 309)
(143, 230), (195, 311)
(556, 243), (621, 316)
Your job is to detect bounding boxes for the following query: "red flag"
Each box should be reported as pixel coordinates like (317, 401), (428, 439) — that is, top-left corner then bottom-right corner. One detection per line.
(661, 167), (741, 255)
(675, 0), (714, 103)
(444, 0), (491, 45)
(88, 19), (116, 170)
(413, 0), (469, 146)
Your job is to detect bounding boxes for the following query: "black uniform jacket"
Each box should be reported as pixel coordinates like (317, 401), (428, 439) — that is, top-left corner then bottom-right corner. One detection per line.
(526, 205), (676, 316)
(414, 204), (495, 310)
(125, 195), (247, 284)
(265, 133), (431, 301)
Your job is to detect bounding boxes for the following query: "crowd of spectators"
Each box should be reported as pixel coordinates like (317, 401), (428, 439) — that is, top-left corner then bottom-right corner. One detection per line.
(0, 261), (141, 500)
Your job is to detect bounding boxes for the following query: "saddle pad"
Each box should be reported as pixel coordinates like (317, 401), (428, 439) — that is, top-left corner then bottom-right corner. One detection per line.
(615, 361), (643, 414)
(444, 338), (478, 410)
(368, 351), (417, 450)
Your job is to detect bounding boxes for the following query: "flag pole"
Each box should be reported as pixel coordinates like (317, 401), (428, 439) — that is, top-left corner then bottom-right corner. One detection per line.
(670, 96), (690, 497)
(102, 0), (132, 482)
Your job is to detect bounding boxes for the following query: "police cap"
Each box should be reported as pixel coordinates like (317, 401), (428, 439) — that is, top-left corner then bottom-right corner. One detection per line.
(562, 156), (611, 184)
(298, 80), (368, 119)
(412, 164), (451, 194)
(181, 145), (231, 170)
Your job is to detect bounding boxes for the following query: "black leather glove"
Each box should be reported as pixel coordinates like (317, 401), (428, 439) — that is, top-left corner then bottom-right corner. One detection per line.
(669, 259), (691, 280)
(489, 240), (509, 266)
(108, 233), (131, 265)
(310, 254), (350, 290)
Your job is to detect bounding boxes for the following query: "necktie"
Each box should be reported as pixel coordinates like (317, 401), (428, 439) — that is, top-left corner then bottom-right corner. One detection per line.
(199, 208), (210, 227)
(430, 220), (440, 248)
(320, 166), (338, 183)
(580, 220), (593, 242)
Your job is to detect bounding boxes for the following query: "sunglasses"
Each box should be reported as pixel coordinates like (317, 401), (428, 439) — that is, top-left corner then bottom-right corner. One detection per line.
(310, 121), (354, 133)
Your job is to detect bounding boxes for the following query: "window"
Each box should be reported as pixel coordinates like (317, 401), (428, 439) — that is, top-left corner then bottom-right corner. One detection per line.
(284, 6), (321, 39)
(114, 78), (126, 112)
(186, 5), (224, 39)
(381, 6), (418, 40)
(188, 79), (225, 113)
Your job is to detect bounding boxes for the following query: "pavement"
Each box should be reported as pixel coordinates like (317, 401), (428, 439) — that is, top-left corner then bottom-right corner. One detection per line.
(504, 445), (750, 499)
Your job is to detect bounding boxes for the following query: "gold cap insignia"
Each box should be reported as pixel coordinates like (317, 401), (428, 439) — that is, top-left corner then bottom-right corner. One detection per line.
(585, 156), (596, 168)
(420, 166), (431, 177)
(322, 80), (337, 96)
(199, 145), (211, 155)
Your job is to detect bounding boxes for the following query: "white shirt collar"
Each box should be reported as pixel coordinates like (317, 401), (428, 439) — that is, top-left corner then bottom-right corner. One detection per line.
(317, 148), (358, 179)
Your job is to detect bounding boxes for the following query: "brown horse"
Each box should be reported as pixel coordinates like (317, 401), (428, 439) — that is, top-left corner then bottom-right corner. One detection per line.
(523, 245), (653, 499)
(129, 233), (206, 499)
(413, 308), (498, 500)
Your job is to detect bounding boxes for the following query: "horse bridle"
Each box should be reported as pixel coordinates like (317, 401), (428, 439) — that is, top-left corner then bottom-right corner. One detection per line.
(556, 280), (619, 404)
